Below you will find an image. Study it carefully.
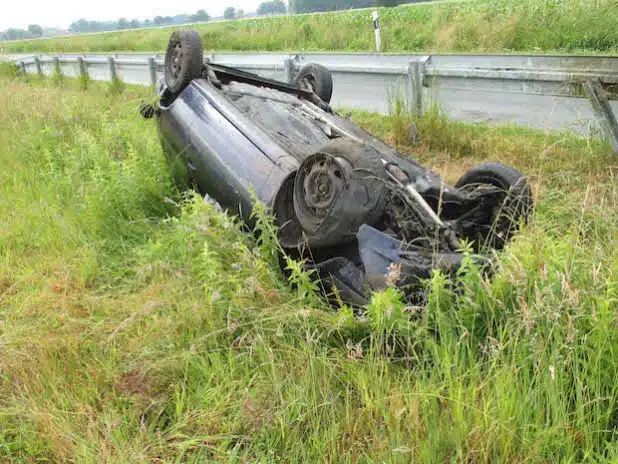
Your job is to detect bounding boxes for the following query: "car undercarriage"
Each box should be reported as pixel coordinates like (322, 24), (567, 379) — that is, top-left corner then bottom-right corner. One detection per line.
(142, 30), (533, 305)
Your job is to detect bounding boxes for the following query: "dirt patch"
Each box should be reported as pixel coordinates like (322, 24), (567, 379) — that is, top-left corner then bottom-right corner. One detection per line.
(240, 395), (275, 434)
(0, 277), (14, 296)
(117, 369), (154, 397)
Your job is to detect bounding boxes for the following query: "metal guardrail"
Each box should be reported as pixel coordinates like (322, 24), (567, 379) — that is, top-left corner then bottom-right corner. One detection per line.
(6, 52), (618, 153)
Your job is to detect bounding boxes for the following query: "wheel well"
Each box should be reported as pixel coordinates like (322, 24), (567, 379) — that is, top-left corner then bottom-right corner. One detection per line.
(273, 172), (304, 249)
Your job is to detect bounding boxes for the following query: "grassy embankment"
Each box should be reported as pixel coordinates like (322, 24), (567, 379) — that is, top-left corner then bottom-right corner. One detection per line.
(3, 0), (618, 55)
(0, 64), (616, 461)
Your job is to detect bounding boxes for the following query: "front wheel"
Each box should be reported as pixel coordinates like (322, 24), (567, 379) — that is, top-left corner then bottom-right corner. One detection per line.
(294, 63), (333, 104)
(164, 30), (204, 94)
(456, 162), (533, 250)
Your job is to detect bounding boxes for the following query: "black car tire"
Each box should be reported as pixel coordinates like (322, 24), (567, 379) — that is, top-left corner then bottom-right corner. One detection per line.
(455, 162), (533, 250)
(294, 63), (333, 104)
(164, 30), (204, 94)
(293, 139), (387, 247)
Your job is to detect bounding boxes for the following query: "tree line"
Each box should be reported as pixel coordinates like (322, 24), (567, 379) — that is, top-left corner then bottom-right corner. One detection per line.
(1, 0), (417, 41)
(1, 24), (43, 41)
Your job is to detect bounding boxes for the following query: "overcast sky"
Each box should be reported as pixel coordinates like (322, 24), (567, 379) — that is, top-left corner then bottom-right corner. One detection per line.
(1, 0), (263, 30)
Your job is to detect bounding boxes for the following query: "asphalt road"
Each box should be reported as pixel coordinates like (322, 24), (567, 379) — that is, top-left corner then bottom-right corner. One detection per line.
(4, 52), (616, 137)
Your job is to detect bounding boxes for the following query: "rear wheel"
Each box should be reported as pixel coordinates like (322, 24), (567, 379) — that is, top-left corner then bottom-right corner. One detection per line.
(293, 139), (387, 247)
(164, 30), (204, 94)
(294, 63), (333, 104)
(455, 162), (533, 250)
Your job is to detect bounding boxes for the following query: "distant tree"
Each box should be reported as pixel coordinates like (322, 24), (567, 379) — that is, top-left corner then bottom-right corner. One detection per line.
(130, 19), (140, 29)
(27, 24), (44, 37)
(69, 19), (89, 33)
(154, 16), (165, 26)
(91, 20), (111, 32)
(3, 28), (26, 40)
(117, 18), (129, 30)
(236, 8), (245, 18)
(224, 7), (236, 20)
(163, 16), (173, 23)
(144, 19), (152, 27)
(258, 0), (287, 15)
(190, 9), (210, 22)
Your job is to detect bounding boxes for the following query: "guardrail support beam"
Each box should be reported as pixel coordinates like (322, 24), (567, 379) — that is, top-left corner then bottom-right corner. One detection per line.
(408, 59), (427, 116)
(19, 61), (27, 75)
(148, 57), (157, 86)
(108, 56), (117, 81)
(77, 57), (88, 79)
(584, 81), (618, 155)
(53, 57), (62, 77)
(34, 57), (43, 77)
(284, 59), (295, 84)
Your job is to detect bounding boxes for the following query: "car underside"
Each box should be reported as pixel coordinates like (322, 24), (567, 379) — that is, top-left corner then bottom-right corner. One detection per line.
(143, 30), (533, 305)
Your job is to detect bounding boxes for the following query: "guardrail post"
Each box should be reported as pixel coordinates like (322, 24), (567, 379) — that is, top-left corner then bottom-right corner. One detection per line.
(148, 57), (157, 86)
(34, 57), (43, 77)
(19, 61), (27, 75)
(408, 60), (425, 116)
(584, 81), (618, 155)
(108, 56), (117, 81)
(284, 59), (295, 84)
(77, 56), (88, 79)
(53, 57), (62, 77)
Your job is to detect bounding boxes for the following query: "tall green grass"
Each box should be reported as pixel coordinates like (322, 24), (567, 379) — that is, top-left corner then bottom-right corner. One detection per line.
(3, 0), (618, 55)
(0, 68), (616, 461)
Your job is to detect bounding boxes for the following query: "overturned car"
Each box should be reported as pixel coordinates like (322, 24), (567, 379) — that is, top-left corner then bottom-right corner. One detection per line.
(142, 30), (533, 305)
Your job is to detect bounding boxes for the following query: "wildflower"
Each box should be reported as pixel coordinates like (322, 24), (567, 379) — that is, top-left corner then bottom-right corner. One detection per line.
(346, 340), (363, 361)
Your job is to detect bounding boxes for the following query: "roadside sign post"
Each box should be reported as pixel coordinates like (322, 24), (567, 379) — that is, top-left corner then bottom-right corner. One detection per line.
(372, 11), (381, 52)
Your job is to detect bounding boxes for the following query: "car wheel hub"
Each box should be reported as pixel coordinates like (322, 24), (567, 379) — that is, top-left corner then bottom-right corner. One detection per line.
(302, 156), (344, 213)
(170, 43), (183, 80)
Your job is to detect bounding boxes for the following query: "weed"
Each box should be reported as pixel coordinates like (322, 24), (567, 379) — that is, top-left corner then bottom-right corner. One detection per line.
(78, 73), (90, 90)
(0, 62), (20, 78)
(108, 75), (126, 95)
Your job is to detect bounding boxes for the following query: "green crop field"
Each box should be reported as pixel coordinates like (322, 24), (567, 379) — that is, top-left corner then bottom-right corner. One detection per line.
(0, 64), (616, 461)
(3, 0), (618, 55)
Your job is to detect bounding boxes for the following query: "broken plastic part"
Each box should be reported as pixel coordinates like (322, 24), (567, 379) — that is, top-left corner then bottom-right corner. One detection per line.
(357, 224), (470, 289)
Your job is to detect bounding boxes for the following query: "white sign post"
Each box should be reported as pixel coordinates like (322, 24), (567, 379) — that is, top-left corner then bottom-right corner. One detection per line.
(372, 10), (381, 52)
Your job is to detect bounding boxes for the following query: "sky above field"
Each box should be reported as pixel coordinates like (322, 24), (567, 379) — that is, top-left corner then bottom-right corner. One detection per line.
(1, 0), (261, 30)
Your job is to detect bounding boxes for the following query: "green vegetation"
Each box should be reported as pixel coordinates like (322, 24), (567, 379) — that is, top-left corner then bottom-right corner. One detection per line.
(0, 67), (617, 461)
(3, 0), (618, 55)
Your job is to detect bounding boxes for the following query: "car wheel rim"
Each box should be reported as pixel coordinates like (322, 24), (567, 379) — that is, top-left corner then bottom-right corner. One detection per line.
(169, 42), (183, 81)
(301, 155), (345, 214)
